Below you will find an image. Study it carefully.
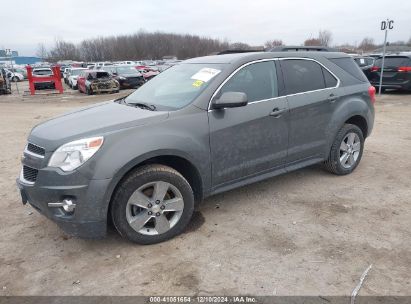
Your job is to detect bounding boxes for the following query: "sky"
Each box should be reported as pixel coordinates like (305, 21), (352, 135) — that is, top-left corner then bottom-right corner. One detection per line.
(2, 0), (411, 56)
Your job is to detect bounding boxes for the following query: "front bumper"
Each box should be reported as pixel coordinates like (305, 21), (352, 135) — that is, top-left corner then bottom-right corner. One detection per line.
(16, 168), (112, 238)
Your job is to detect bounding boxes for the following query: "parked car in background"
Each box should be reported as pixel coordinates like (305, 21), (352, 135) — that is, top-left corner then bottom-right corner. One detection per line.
(8, 67), (28, 79)
(4, 68), (24, 82)
(94, 62), (112, 69)
(354, 56), (375, 79)
(117, 61), (136, 65)
(104, 65), (145, 89)
(77, 70), (119, 94)
(369, 54), (411, 92)
(135, 65), (160, 80)
(17, 51), (375, 244)
(58, 65), (69, 78)
(32, 67), (55, 90)
(68, 67), (87, 89)
(0, 68), (11, 94)
(63, 68), (71, 84)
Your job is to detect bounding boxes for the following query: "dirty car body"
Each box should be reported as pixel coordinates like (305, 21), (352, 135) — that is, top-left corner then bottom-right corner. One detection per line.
(17, 51), (375, 244)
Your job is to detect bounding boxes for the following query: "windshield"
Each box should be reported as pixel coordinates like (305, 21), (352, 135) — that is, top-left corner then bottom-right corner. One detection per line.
(117, 66), (140, 75)
(125, 63), (225, 110)
(71, 69), (85, 76)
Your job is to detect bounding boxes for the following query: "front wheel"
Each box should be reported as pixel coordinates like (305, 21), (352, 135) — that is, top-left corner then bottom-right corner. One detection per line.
(323, 124), (364, 175)
(111, 164), (194, 244)
(12, 76), (19, 82)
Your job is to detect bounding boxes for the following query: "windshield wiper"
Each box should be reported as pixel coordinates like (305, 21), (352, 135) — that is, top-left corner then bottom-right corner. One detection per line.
(114, 96), (156, 111)
(129, 101), (157, 111)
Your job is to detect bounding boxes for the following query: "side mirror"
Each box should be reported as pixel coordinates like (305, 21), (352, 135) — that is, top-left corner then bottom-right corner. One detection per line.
(212, 92), (248, 109)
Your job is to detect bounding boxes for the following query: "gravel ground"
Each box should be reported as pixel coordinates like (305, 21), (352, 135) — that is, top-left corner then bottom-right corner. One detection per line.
(0, 81), (410, 296)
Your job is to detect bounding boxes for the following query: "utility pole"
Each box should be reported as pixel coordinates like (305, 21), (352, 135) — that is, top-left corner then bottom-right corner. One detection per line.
(5, 48), (19, 94)
(378, 19), (394, 95)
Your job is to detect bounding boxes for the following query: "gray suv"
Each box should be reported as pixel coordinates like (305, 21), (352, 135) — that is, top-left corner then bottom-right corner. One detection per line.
(17, 51), (375, 244)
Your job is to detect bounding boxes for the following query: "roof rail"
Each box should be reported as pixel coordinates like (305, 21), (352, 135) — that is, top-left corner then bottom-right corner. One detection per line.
(269, 46), (338, 52)
(217, 49), (264, 55)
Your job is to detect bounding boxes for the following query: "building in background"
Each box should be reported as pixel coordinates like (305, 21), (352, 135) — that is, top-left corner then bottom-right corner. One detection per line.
(0, 49), (42, 66)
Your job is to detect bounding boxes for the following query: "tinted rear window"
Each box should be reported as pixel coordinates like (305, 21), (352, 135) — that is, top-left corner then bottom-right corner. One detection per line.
(329, 57), (368, 82)
(33, 69), (52, 75)
(375, 56), (411, 67)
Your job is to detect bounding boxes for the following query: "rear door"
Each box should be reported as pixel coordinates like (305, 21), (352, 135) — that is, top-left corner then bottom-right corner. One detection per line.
(209, 60), (289, 187)
(279, 58), (339, 163)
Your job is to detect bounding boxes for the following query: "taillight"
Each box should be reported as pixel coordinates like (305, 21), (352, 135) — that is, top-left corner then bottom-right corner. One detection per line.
(370, 66), (380, 72)
(368, 86), (376, 104)
(398, 66), (411, 72)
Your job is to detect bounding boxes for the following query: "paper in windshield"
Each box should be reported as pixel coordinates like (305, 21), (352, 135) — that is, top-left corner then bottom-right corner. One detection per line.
(191, 68), (221, 82)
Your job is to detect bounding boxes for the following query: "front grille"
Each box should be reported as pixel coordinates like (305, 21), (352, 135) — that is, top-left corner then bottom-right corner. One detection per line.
(27, 143), (45, 156)
(23, 166), (38, 183)
(97, 82), (111, 89)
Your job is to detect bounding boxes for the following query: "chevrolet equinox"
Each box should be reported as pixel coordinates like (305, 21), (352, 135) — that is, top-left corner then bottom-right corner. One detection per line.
(17, 51), (376, 244)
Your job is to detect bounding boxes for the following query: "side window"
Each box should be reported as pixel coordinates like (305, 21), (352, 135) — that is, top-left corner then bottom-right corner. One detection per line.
(322, 67), (338, 88)
(281, 59), (325, 94)
(220, 61), (278, 102)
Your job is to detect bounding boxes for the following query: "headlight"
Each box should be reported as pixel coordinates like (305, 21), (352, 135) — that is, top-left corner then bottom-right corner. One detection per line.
(119, 76), (126, 80)
(48, 137), (104, 172)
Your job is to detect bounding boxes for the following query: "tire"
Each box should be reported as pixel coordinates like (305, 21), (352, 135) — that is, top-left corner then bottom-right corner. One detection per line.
(323, 124), (364, 175)
(111, 164), (194, 244)
(12, 76), (19, 82)
(86, 86), (93, 95)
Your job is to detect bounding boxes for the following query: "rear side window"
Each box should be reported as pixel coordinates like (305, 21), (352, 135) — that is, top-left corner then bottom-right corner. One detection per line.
(329, 57), (368, 82)
(322, 67), (338, 88)
(220, 61), (278, 102)
(281, 59), (325, 94)
(374, 56), (411, 67)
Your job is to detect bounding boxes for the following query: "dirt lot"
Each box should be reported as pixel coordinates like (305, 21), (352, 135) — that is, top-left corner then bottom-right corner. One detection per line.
(0, 81), (410, 296)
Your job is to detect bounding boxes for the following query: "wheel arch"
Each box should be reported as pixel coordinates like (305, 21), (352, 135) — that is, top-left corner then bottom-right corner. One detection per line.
(105, 151), (204, 223)
(345, 115), (368, 138)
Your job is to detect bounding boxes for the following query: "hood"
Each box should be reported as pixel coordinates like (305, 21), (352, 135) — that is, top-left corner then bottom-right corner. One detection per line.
(29, 101), (169, 151)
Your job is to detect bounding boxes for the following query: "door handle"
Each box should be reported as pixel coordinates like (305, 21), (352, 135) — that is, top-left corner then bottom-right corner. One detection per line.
(269, 108), (287, 118)
(327, 94), (338, 103)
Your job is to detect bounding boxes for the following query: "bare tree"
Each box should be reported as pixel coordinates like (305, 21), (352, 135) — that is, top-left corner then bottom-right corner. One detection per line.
(46, 31), (231, 62)
(358, 37), (376, 52)
(229, 42), (251, 50)
(264, 39), (283, 50)
(319, 30), (332, 47)
(48, 39), (80, 61)
(35, 43), (48, 60)
(304, 38), (321, 46)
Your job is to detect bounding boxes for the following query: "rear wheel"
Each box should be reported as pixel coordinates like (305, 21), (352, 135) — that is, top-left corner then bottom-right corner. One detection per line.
(323, 124), (364, 175)
(12, 76), (19, 82)
(111, 164), (194, 244)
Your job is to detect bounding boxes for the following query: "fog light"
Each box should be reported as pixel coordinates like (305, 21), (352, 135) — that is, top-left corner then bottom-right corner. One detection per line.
(48, 199), (76, 213)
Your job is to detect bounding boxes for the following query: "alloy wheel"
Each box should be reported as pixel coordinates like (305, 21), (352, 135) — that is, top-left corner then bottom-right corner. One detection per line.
(339, 132), (361, 169)
(126, 181), (184, 235)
